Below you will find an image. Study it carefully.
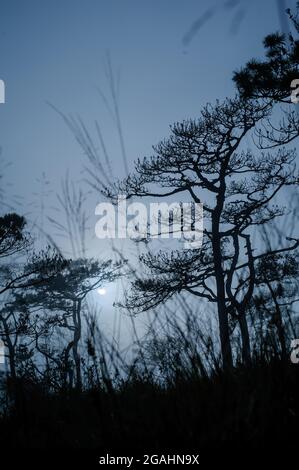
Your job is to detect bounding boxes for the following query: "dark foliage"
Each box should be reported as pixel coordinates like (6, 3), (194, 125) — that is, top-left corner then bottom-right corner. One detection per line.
(0, 358), (298, 450)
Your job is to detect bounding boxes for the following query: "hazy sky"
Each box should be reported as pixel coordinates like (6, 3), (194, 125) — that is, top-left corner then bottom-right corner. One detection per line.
(0, 0), (296, 347)
(0, 0), (294, 204)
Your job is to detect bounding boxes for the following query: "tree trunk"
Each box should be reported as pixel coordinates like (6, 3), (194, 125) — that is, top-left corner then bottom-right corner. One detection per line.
(213, 234), (233, 370)
(238, 310), (251, 366)
(1, 317), (17, 380)
(267, 282), (287, 359)
(276, 316), (287, 359)
(63, 340), (74, 390)
(7, 342), (16, 380)
(212, 185), (233, 370)
(72, 299), (82, 391)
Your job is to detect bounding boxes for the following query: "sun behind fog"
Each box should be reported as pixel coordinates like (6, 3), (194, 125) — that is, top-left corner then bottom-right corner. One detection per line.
(97, 288), (107, 296)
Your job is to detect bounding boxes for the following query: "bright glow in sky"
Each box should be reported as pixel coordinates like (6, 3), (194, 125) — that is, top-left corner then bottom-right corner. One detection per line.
(97, 287), (107, 296)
